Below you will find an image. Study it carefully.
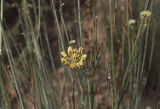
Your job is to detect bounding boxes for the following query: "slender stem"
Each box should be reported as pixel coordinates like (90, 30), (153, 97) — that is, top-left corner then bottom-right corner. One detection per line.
(0, 0), (3, 50)
(126, 0), (131, 56)
(78, 0), (82, 46)
(59, 0), (70, 44)
(109, 0), (116, 108)
(3, 33), (24, 109)
(50, 0), (64, 50)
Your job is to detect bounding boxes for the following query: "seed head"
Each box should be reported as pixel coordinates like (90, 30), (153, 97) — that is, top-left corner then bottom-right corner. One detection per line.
(69, 40), (76, 44)
(128, 19), (135, 25)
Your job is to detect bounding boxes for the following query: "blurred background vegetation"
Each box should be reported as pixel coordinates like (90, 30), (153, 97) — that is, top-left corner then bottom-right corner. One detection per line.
(0, 0), (160, 109)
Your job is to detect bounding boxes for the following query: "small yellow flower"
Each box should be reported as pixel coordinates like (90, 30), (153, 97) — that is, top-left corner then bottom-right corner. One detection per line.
(70, 64), (75, 69)
(72, 53), (77, 61)
(81, 54), (87, 61)
(64, 61), (69, 66)
(78, 47), (83, 54)
(61, 58), (66, 63)
(67, 47), (73, 55)
(61, 51), (67, 57)
(77, 61), (83, 68)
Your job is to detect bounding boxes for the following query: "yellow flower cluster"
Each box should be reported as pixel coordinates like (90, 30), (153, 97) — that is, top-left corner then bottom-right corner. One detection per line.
(60, 46), (87, 69)
(140, 11), (151, 18)
(140, 10), (151, 26)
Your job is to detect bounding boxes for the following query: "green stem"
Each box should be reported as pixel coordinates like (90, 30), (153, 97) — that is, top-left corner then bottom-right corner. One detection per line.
(78, 0), (82, 46)
(109, 0), (116, 108)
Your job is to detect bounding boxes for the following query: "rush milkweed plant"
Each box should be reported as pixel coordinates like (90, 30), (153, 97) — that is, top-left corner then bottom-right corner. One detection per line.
(60, 38), (103, 109)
